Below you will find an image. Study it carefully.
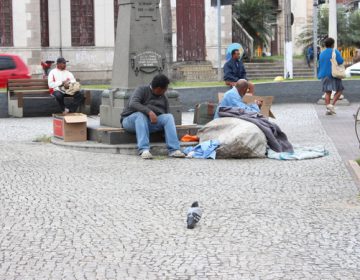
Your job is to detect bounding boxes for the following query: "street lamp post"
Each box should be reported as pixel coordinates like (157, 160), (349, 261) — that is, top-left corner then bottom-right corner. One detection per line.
(284, 0), (293, 79)
(313, 0), (318, 78)
(217, 0), (222, 81)
(329, 0), (337, 48)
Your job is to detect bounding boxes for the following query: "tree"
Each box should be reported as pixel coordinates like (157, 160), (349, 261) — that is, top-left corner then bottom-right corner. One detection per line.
(297, 5), (359, 50)
(233, 0), (276, 47)
(348, 10), (360, 47)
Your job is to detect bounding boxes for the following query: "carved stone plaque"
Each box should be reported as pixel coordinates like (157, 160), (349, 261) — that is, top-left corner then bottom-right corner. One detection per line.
(131, 50), (165, 76)
(134, 2), (158, 21)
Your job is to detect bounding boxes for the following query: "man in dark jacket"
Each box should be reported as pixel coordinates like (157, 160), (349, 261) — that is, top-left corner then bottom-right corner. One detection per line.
(121, 74), (185, 159)
(223, 49), (255, 94)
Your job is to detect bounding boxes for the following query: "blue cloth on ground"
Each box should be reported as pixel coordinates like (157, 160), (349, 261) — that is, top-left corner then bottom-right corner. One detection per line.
(267, 145), (329, 160)
(183, 140), (220, 159)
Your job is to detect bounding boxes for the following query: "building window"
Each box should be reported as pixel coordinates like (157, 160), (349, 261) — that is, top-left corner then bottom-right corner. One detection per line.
(0, 0), (13, 46)
(40, 0), (49, 47)
(114, 0), (119, 38)
(71, 0), (94, 46)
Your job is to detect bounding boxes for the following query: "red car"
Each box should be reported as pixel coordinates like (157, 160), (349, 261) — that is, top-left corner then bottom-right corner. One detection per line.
(0, 54), (31, 88)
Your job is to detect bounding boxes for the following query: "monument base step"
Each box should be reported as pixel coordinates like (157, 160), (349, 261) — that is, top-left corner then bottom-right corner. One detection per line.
(87, 124), (202, 145)
(51, 137), (198, 156)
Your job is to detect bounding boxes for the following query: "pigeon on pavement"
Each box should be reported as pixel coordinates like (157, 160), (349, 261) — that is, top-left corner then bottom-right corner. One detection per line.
(187, 201), (202, 229)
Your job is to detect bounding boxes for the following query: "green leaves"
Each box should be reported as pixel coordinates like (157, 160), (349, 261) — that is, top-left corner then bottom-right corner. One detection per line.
(233, 0), (276, 46)
(297, 6), (360, 49)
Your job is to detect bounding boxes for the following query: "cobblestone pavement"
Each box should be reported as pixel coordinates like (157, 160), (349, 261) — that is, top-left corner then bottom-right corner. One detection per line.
(1, 104), (360, 280)
(315, 102), (360, 162)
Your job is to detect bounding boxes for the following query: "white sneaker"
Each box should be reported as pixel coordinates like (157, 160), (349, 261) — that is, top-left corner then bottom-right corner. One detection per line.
(326, 104), (336, 115)
(169, 150), (186, 158)
(141, 150), (153, 159)
(63, 108), (70, 114)
(325, 109), (332, 115)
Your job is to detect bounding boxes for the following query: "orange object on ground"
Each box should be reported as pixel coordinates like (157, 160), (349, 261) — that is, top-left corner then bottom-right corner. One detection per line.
(181, 134), (199, 142)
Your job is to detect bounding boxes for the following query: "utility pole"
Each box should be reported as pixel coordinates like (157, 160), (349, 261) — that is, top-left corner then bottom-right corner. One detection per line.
(217, 0), (222, 81)
(284, 0), (293, 79)
(329, 0), (337, 48)
(313, 0), (318, 78)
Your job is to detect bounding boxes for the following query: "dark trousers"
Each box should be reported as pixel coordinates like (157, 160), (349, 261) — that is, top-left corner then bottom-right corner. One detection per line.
(52, 90), (84, 112)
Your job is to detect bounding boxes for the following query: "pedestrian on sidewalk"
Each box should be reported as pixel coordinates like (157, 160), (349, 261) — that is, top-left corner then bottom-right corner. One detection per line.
(318, 37), (345, 115)
(120, 74), (186, 159)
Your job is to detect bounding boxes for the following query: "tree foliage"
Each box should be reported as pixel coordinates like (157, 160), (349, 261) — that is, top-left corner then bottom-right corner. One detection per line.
(297, 6), (360, 49)
(233, 0), (276, 46)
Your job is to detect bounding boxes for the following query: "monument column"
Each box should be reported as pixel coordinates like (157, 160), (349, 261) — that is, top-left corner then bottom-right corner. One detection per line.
(100, 0), (181, 128)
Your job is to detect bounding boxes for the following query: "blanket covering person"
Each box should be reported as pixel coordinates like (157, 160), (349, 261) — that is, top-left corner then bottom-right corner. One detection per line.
(218, 107), (293, 153)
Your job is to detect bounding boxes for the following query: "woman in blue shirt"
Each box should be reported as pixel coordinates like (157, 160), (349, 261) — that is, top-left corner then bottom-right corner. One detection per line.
(318, 37), (345, 115)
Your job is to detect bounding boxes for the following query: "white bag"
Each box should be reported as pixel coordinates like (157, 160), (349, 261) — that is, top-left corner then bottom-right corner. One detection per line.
(197, 117), (267, 158)
(65, 82), (81, 95)
(331, 49), (346, 79)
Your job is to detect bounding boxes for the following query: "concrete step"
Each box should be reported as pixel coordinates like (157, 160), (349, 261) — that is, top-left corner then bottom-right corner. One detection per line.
(172, 61), (314, 82)
(51, 137), (198, 156)
(88, 124), (201, 145)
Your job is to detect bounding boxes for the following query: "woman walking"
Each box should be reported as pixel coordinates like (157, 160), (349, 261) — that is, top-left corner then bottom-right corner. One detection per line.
(318, 37), (345, 115)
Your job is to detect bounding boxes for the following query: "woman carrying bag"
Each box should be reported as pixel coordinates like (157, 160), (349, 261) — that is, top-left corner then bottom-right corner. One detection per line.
(318, 37), (345, 115)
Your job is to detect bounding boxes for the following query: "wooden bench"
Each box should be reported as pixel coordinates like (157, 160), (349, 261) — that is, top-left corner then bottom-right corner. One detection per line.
(7, 79), (91, 117)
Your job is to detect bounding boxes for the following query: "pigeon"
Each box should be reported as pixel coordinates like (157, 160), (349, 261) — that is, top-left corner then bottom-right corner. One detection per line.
(187, 201), (202, 229)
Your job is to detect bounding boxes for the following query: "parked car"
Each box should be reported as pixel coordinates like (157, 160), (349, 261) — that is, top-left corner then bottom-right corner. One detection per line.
(0, 54), (31, 88)
(345, 62), (360, 78)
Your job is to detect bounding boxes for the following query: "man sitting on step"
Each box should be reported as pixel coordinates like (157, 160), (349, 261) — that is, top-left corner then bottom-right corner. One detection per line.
(223, 49), (255, 95)
(120, 74), (186, 160)
(214, 79), (262, 119)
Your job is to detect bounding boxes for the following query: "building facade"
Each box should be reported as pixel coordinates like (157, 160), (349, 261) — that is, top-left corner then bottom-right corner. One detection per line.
(0, 0), (329, 80)
(0, 0), (233, 81)
(0, 0), (117, 81)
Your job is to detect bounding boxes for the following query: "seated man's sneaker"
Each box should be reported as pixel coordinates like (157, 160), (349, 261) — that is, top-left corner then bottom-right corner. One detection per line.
(63, 108), (70, 114)
(169, 150), (186, 158)
(141, 150), (153, 159)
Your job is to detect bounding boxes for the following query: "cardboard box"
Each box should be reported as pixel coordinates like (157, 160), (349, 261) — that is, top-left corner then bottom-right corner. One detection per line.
(218, 92), (275, 118)
(53, 113), (87, 142)
(193, 102), (217, 125)
(242, 95), (275, 118)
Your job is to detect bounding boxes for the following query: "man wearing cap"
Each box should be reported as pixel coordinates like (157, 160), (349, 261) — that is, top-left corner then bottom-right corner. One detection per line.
(48, 57), (83, 114)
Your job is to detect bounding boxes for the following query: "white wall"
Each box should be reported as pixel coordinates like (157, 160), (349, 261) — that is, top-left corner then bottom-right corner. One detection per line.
(48, 0), (61, 47)
(94, 0), (115, 47)
(205, 3), (232, 67)
(291, 0), (311, 54)
(12, 0), (29, 47)
(60, 0), (72, 47)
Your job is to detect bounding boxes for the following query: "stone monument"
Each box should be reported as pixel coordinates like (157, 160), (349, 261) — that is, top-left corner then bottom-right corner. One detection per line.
(100, 0), (182, 128)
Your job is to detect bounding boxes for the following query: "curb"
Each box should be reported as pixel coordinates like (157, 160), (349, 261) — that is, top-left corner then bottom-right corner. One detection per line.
(348, 160), (360, 182)
(51, 137), (197, 155)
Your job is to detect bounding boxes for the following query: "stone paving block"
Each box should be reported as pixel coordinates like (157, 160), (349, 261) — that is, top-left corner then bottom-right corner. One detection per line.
(1, 104), (360, 279)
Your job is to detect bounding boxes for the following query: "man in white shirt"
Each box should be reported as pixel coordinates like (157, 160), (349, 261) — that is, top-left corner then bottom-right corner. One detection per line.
(48, 57), (83, 114)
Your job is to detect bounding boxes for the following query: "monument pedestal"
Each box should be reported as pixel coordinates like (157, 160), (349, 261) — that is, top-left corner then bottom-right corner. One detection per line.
(100, 88), (182, 128)
(100, 0), (181, 129)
